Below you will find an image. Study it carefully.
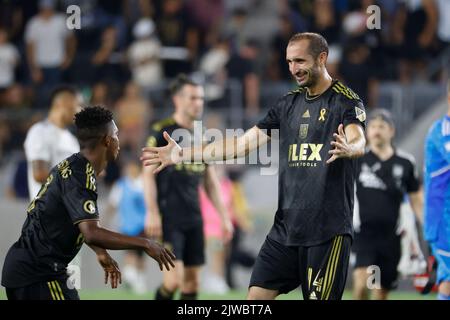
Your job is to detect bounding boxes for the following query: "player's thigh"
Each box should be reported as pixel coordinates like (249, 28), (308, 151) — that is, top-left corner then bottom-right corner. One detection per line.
(249, 236), (300, 295)
(303, 235), (351, 300)
(183, 223), (205, 267)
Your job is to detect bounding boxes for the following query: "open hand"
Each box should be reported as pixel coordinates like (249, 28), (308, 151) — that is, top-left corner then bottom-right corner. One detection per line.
(141, 131), (183, 174)
(327, 124), (352, 164)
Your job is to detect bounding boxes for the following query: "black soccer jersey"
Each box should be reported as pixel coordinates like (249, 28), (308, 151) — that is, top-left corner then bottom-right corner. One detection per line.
(146, 118), (206, 227)
(1, 153), (99, 288)
(355, 149), (420, 238)
(256, 80), (366, 246)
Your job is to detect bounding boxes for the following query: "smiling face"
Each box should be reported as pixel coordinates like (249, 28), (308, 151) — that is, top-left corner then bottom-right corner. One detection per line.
(286, 39), (325, 88)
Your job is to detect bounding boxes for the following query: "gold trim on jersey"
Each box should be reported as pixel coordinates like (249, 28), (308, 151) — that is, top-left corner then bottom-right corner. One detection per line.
(332, 82), (360, 100)
(85, 163), (96, 192)
(27, 174), (54, 213)
(152, 118), (176, 132)
(286, 87), (305, 96)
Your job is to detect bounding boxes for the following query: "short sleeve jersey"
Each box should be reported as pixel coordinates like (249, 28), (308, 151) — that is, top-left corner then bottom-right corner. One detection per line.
(1, 153), (99, 288)
(256, 80), (366, 246)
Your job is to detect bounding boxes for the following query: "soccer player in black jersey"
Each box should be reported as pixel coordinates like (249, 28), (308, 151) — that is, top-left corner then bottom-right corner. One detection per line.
(143, 75), (233, 300)
(141, 33), (367, 300)
(352, 109), (423, 300)
(1, 106), (175, 300)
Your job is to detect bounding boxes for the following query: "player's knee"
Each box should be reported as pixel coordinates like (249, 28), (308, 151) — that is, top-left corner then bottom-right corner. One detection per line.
(164, 277), (181, 292)
(183, 277), (199, 292)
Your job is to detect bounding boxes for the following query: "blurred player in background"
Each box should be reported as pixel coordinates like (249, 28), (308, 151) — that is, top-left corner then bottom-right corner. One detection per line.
(352, 109), (423, 300)
(423, 80), (450, 300)
(142, 32), (367, 300)
(24, 85), (80, 199)
(1, 106), (175, 300)
(106, 158), (148, 294)
(143, 74), (233, 300)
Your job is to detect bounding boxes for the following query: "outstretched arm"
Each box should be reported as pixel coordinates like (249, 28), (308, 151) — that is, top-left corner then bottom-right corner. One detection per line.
(141, 125), (270, 173)
(78, 220), (175, 271)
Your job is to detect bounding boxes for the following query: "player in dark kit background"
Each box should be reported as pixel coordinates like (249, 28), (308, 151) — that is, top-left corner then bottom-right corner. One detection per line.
(143, 75), (233, 300)
(1, 106), (175, 300)
(141, 32), (367, 300)
(352, 109), (423, 300)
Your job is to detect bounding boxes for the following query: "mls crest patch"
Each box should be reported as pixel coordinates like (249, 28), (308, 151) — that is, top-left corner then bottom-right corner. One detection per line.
(83, 200), (97, 214)
(355, 106), (366, 122)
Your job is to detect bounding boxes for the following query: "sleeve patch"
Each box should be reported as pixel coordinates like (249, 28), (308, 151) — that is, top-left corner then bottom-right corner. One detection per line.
(355, 106), (366, 122)
(83, 200), (97, 214)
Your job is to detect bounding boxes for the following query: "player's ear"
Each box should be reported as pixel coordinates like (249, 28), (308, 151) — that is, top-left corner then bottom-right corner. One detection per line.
(103, 134), (111, 147)
(318, 52), (327, 67)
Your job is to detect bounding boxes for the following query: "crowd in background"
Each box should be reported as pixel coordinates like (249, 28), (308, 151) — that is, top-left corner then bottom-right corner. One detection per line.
(0, 0), (449, 193)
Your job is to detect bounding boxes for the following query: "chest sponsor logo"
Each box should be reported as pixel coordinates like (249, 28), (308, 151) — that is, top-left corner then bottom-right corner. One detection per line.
(288, 143), (323, 167)
(83, 200), (97, 214)
(302, 109), (310, 118)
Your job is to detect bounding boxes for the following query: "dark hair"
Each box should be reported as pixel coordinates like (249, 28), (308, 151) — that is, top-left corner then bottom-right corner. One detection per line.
(288, 32), (329, 59)
(74, 106), (114, 149)
(50, 85), (77, 106)
(368, 108), (395, 127)
(169, 74), (201, 97)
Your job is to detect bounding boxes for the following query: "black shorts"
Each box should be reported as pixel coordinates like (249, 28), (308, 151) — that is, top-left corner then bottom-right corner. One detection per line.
(353, 235), (401, 290)
(250, 235), (351, 300)
(163, 223), (205, 267)
(6, 279), (79, 300)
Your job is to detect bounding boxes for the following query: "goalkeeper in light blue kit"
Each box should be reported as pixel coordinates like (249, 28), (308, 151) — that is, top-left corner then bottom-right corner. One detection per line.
(424, 80), (450, 300)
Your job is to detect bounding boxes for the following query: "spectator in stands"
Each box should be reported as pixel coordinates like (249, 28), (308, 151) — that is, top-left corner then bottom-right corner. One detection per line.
(0, 28), (19, 92)
(226, 39), (260, 117)
(114, 81), (151, 155)
(128, 18), (162, 93)
(25, 0), (76, 108)
(155, 0), (199, 77)
(391, 0), (438, 82)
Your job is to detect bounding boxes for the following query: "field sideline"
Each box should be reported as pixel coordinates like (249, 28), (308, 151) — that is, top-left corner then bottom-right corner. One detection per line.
(0, 287), (436, 300)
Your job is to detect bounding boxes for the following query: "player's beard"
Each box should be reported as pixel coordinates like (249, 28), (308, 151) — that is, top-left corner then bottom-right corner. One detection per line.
(297, 64), (320, 89)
